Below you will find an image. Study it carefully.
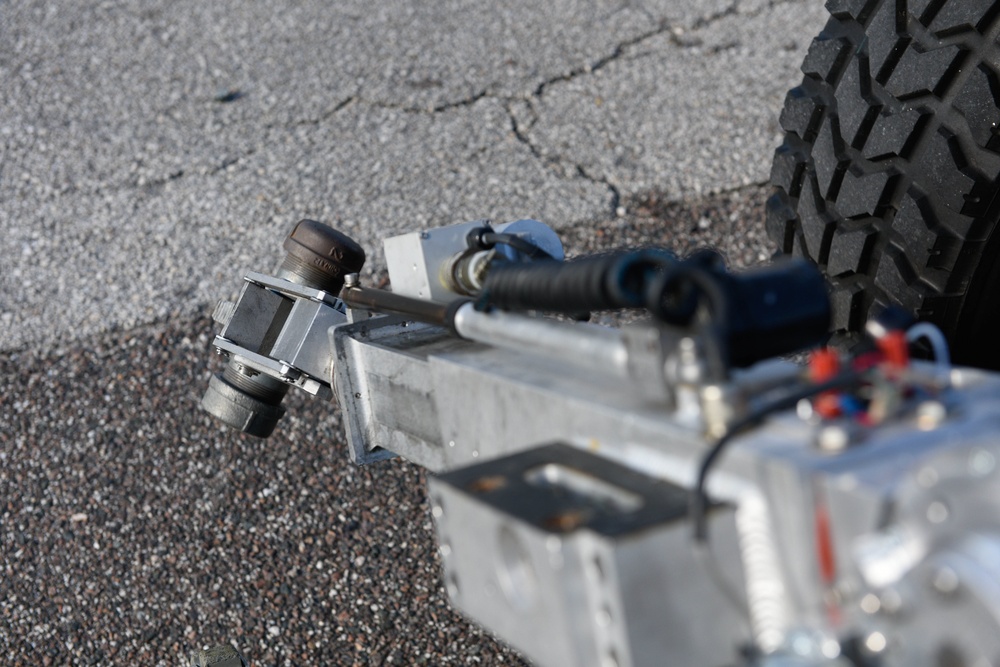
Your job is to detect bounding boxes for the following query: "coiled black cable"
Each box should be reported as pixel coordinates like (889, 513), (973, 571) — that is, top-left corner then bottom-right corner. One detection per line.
(480, 249), (682, 315)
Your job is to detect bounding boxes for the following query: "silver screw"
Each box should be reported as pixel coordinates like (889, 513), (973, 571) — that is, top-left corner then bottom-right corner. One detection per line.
(863, 631), (887, 654)
(817, 424), (851, 452)
(926, 499), (949, 524)
(932, 565), (960, 596)
(916, 401), (947, 430)
(969, 449), (996, 477)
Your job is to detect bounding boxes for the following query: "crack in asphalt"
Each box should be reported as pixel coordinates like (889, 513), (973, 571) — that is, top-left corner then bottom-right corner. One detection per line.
(333, 0), (804, 219)
(532, 20), (675, 99)
(493, 0), (810, 217)
(15, 0), (808, 211)
(504, 98), (623, 218)
(506, 102), (543, 162)
(577, 164), (623, 216)
(286, 95), (359, 127)
(361, 89), (491, 114)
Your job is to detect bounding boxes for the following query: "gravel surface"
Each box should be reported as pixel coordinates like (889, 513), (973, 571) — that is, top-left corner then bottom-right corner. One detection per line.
(0, 186), (773, 666)
(1, 316), (529, 667)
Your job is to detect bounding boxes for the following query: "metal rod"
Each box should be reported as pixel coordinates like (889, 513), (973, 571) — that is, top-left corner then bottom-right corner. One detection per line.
(340, 285), (460, 326)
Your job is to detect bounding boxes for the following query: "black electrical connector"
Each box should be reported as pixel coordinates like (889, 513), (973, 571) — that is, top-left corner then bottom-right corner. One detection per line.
(466, 224), (555, 261)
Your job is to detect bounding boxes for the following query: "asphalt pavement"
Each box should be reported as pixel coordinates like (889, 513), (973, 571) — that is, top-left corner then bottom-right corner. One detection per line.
(0, 1), (829, 664)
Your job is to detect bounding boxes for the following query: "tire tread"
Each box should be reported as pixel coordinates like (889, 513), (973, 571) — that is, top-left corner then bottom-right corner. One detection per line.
(767, 0), (1000, 365)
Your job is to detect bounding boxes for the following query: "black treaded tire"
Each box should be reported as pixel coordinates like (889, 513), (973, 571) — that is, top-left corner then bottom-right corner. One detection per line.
(767, 0), (1000, 368)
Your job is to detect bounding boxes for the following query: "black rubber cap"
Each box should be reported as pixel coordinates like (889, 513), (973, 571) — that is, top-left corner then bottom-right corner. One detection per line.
(280, 219), (366, 293)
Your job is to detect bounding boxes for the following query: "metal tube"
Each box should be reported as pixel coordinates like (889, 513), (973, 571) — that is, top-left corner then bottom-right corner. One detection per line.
(451, 303), (630, 377)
